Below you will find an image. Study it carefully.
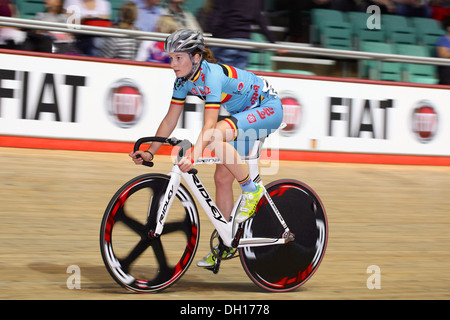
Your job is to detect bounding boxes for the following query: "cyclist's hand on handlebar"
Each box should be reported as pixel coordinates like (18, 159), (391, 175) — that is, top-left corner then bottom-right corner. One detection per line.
(129, 150), (152, 165)
(177, 156), (194, 173)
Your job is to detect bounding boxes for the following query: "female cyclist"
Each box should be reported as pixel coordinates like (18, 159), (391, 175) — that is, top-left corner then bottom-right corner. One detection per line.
(130, 29), (283, 268)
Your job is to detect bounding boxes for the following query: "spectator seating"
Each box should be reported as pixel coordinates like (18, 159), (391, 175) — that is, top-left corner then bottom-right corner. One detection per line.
(411, 17), (446, 56)
(109, 0), (123, 22)
(359, 41), (402, 81)
(321, 21), (353, 50)
(248, 32), (273, 72)
(185, 0), (205, 15)
(9, 2), (445, 84)
(310, 8), (347, 44)
(394, 43), (439, 84)
(309, 8), (445, 83)
(16, 0), (45, 20)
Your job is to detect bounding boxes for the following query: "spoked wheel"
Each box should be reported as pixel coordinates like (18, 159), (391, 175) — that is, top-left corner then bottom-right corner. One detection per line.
(100, 173), (200, 293)
(239, 179), (328, 292)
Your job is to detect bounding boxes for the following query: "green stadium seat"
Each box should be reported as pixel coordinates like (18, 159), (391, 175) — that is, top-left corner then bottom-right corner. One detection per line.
(387, 26), (417, 45)
(403, 64), (439, 84)
(381, 14), (410, 29)
(16, 0), (46, 19)
(411, 16), (445, 48)
(347, 11), (372, 32)
(310, 8), (346, 44)
(411, 17), (442, 32)
(277, 69), (316, 76)
(346, 11), (385, 48)
(359, 41), (401, 81)
(394, 43), (429, 57)
(354, 28), (385, 49)
(417, 29), (445, 56)
(184, 0), (205, 15)
(394, 43), (438, 84)
(109, 0), (124, 22)
(321, 21), (353, 50)
(247, 33), (273, 72)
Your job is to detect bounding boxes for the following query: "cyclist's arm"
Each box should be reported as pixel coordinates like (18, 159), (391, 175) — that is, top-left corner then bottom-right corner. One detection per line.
(148, 102), (184, 155)
(130, 102), (183, 164)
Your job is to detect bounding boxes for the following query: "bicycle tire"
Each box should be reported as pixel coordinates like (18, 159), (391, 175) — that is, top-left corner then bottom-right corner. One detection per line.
(100, 173), (200, 293)
(239, 179), (328, 292)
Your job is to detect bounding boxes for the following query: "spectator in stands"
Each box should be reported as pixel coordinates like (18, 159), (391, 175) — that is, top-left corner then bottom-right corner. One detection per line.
(161, 0), (202, 31)
(25, 0), (73, 53)
(359, 0), (399, 13)
(274, 0), (330, 43)
(431, 0), (450, 5)
(131, 0), (163, 32)
(0, 0), (14, 17)
(206, 0), (277, 69)
(430, 1), (450, 20)
(63, 0), (112, 56)
(361, 0), (431, 16)
(436, 15), (450, 84)
(136, 15), (178, 62)
(37, 0), (68, 23)
(63, 0), (111, 20)
(0, 0), (26, 49)
(100, 1), (140, 60)
(196, 0), (213, 32)
(330, 0), (360, 11)
(395, 0), (432, 17)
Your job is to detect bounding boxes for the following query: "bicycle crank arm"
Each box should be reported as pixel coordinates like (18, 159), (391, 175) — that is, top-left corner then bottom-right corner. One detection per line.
(238, 236), (294, 248)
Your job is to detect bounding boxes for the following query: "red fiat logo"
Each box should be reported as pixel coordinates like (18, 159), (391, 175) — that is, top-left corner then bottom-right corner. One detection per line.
(411, 101), (438, 143)
(107, 79), (144, 128)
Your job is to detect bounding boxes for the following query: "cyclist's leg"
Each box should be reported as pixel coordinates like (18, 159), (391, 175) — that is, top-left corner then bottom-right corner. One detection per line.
(230, 95), (284, 140)
(197, 164), (236, 269)
(229, 96), (284, 222)
(214, 164), (235, 221)
(207, 121), (252, 189)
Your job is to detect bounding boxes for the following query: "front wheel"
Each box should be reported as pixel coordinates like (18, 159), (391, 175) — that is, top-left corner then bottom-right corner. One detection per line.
(239, 179), (328, 292)
(99, 173), (200, 293)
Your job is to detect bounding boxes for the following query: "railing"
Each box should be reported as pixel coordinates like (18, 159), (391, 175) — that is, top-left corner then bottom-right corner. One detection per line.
(1, 16), (450, 68)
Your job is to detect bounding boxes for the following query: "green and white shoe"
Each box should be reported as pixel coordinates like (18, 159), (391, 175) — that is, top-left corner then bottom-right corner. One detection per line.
(235, 185), (265, 224)
(196, 246), (237, 268)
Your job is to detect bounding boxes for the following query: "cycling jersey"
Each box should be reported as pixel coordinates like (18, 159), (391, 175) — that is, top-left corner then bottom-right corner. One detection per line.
(171, 60), (283, 145)
(172, 60), (275, 114)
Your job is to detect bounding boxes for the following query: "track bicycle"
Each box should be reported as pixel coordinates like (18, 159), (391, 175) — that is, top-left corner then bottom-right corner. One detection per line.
(100, 136), (328, 293)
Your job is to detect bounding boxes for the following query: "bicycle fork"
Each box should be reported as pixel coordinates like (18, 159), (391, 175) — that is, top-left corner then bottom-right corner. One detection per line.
(151, 165), (182, 238)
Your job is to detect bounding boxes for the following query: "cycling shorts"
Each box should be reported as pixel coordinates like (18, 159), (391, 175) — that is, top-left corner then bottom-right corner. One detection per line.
(225, 93), (283, 156)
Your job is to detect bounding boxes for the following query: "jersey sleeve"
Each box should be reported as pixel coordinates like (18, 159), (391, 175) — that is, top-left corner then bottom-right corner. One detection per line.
(203, 65), (223, 111)
(171, 78), (188, 106)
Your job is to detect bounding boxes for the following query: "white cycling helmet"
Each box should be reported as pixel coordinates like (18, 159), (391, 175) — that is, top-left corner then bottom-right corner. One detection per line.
(165, 29), (205, 81)
(164, 29), (205, 54)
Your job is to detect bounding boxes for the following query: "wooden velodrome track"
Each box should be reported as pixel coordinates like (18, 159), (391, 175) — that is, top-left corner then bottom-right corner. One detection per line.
(1, 146), (449, 300)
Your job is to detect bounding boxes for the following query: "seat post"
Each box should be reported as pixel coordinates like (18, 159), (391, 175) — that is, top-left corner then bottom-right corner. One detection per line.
(244, 137), (266, 184)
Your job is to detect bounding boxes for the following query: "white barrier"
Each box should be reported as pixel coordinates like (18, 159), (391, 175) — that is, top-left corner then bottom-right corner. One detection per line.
(267, 76), (449, 156)
(0, 50), (449, 162)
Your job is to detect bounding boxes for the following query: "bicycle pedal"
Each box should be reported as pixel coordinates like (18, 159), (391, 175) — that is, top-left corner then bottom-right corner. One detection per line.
(204, 259), (221, 274)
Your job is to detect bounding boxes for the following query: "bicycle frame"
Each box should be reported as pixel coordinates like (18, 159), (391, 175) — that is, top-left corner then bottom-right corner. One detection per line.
(152, 139), (293, 248)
